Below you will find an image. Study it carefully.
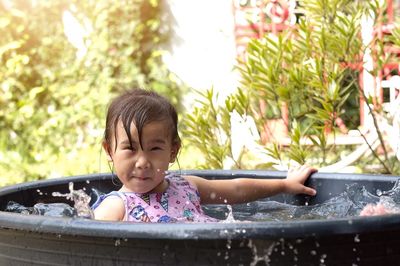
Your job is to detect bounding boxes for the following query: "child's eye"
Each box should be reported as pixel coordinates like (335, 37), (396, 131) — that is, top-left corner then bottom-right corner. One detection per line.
(151, 147), (162, 151)
(123, 146), (136, 151)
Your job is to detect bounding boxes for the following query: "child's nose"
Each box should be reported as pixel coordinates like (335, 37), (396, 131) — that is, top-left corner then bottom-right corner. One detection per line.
(135, 152), (150, 169)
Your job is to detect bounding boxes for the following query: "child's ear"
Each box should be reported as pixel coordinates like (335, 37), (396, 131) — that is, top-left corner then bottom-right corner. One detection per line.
(102, 141), (113, 162)
(169, 142), (181, 163)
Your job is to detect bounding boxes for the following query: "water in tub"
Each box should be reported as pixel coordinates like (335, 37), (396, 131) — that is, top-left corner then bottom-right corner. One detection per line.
(5, 182), (93, 219)
(4, 179), (400, 221)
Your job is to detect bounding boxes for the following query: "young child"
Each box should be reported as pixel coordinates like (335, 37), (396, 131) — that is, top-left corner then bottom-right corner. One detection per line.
(92, 88), (317, 223)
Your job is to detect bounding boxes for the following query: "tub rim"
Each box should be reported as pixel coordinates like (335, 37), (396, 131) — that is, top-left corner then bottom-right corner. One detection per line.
(1, 170), (399, 240)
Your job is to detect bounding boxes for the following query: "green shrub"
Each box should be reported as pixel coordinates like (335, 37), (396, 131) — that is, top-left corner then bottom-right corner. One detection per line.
(183, 0), (399, 174)
(0, 0), (184, 185)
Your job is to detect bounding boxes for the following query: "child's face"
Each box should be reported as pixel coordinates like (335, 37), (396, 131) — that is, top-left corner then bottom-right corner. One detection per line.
(105, 119), (178, 194)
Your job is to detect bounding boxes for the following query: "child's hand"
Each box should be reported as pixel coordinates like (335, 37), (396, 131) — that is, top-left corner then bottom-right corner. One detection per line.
(283, 165), (317, 196)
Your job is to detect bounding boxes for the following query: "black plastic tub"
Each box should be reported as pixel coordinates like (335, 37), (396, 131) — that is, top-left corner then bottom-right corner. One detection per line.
(1, 170), (400, 266)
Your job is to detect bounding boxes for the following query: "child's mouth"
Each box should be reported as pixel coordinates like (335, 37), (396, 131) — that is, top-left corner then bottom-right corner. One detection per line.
(135, 176), (149, 181)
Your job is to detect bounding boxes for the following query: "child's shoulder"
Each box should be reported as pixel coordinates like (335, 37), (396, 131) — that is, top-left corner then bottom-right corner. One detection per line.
(167, 174), (205, 195)
(92, 191), (125, 210)
(92, 191), (125, 221)
(167, 173), (192, 186)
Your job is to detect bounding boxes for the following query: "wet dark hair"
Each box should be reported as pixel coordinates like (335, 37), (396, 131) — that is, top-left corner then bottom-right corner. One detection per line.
(104, 88), (181, 152)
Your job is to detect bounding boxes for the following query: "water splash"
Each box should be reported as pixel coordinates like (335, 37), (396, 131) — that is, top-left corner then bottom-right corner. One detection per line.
(360, 179), (400, 215)
(221, 205), (236, 223)
(52, 182), (93, 219)
(202, 179), (400, 222)
(248, 239), (275, 266)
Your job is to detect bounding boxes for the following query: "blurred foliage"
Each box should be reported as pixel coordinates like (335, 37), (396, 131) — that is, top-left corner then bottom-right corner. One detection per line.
(242, 0), (365, 167)
(182, 88), (250, 169)
(0, 0), (184, 185)
(183, 0), (400, 174)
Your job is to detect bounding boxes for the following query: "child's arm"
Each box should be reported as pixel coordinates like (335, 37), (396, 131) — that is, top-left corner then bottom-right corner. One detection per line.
(93, 196), (125, 221)
(185, 165), (317, 205)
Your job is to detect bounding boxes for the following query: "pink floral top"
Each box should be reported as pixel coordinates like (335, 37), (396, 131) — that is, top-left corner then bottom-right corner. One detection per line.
(92, 173), (218, 223)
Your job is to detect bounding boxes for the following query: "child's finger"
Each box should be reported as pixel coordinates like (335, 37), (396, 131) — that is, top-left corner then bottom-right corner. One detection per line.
(302, 186), (317, 196)
(302, 165), (317, 175)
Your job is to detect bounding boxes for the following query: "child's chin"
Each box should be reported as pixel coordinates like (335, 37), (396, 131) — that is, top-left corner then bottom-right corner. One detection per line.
(125, 183), (152, 194)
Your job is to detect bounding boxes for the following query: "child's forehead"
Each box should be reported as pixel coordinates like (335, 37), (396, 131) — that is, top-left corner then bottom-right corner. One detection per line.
(115, 119), (170, 138)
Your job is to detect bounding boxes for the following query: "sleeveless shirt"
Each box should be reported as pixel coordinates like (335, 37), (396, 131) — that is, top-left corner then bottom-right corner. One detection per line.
(92, 173), (218, 223)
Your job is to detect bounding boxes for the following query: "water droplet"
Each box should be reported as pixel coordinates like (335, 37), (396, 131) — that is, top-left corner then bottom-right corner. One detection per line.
(310, 250), (317, 256)
(210, 192), (216, 199)
(320, 254), (327, 263)
(376, 189), (382, 196)
(86, 180), (90, 184)
(224, 252), (229, 260)
(354, 234), (360, 243)
(226, 240), (232, 250)
(115, 239), (121, 246)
